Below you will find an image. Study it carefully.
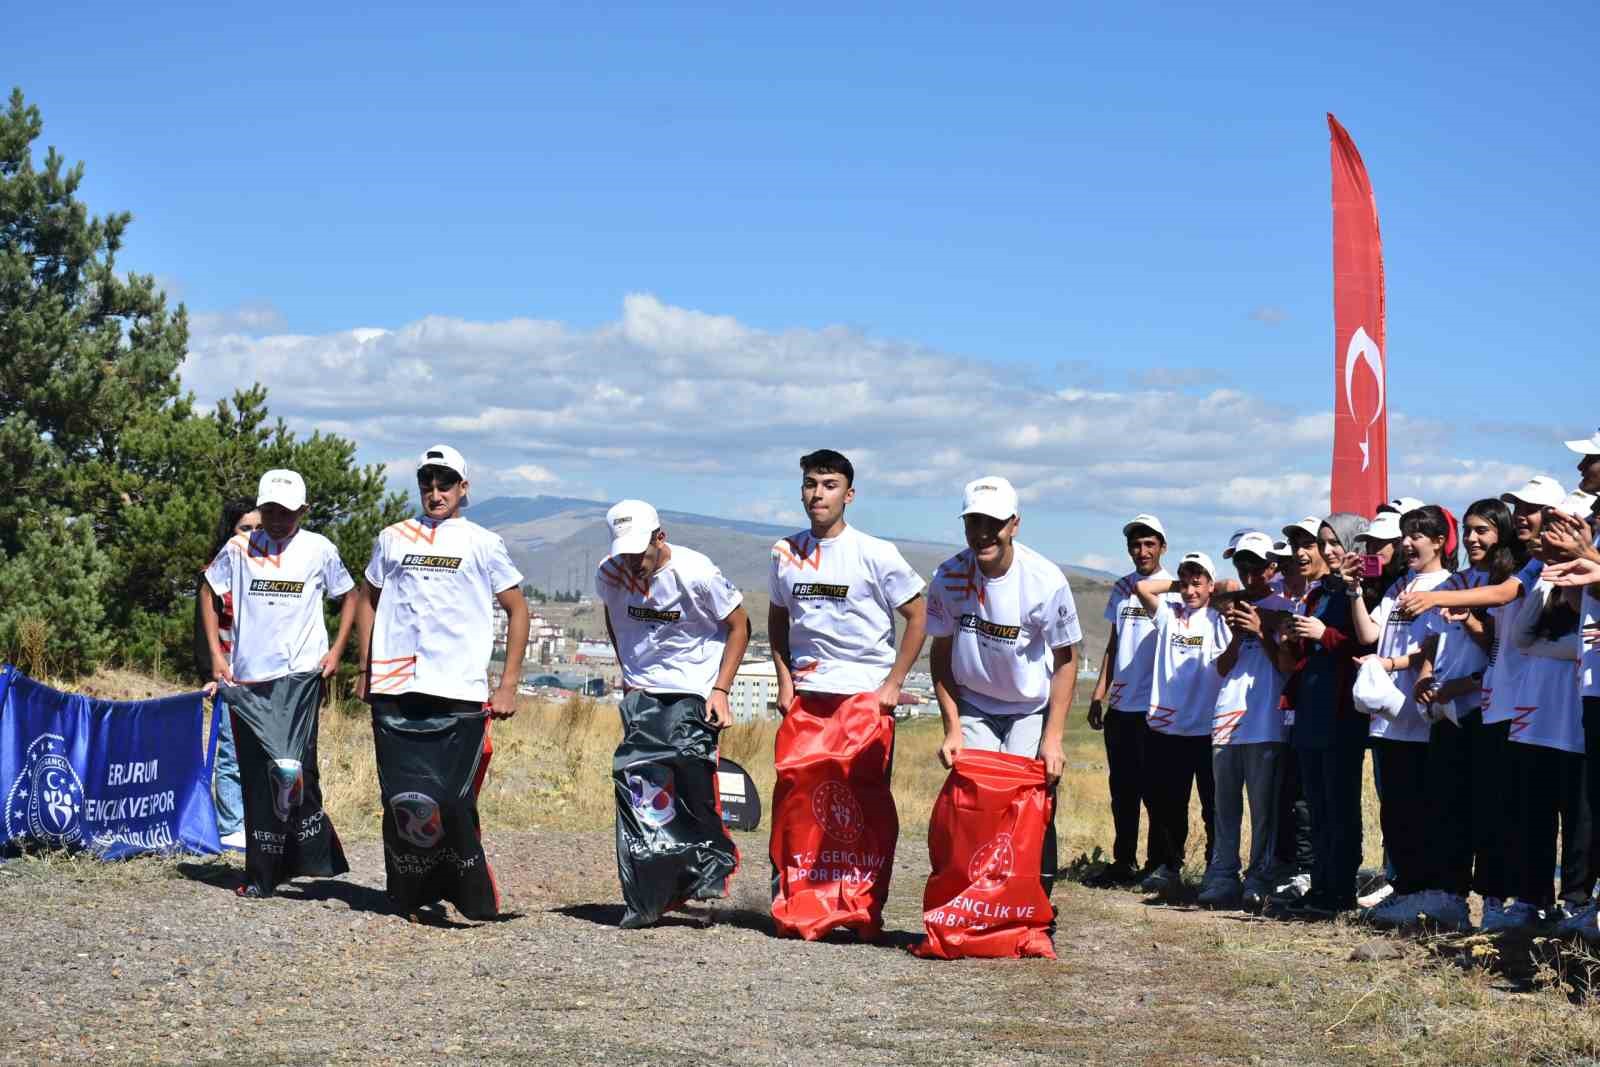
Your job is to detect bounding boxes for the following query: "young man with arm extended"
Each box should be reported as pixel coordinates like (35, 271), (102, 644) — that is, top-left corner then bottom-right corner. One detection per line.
(596, 499), (748, 929)
(201, 469), (356, 898)
(768, 450), (926, 941)
(354, 445), (528, 922)
(1085, 514), (1171, 887)
(926, 478), (1081, 896)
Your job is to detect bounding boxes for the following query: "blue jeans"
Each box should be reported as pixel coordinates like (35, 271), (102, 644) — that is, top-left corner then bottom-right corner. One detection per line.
(213, 698), (244, 836)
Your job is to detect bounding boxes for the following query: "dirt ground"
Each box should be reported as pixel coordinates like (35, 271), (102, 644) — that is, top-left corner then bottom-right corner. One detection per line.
(6, 826), (1599, 1067)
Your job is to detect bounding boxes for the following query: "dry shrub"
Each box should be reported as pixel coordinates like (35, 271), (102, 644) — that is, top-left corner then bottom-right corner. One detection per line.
(9, 615), (53, 678)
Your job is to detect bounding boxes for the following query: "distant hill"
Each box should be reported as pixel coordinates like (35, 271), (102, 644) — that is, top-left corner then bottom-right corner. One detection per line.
(475, 494), (1119, 660)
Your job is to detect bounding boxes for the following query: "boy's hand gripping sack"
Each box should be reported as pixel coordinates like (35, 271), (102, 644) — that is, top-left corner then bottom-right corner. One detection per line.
(914, 749), (1055, 960)
(613, 691), (739, 928)
(769, 691), (898, 941)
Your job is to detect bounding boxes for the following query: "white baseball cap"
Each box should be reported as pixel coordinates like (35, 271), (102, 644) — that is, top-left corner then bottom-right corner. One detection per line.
(1282, 516), (1322, 541)
(417, 444), (470, 507)
(1564, 428), (1600, 456)
(1378, 496), (1425, 516)
(1176, 551), (1216, 580)
(256, 469), (307, 511)
(1220, 529), (1252, 558)
(960, 476), (1019, 521)
(1121, 513), (1167, 541)
(1556, 490), (1598, 518)
(606, 499), (661, 556)
(1353, 657), (1405, 720)
(1501, 475), (1566, 510)
(1227, 531), (1276, 563)
(1268, 539), (1295, 561)
(1360, 512), (1403, 542)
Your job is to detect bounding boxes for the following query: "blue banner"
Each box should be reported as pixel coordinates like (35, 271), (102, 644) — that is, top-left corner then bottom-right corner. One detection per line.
(1, 665), (221, 860)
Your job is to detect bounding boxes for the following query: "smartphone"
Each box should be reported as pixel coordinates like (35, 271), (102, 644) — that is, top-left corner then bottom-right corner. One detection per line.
(1360, 554), (1383, 578)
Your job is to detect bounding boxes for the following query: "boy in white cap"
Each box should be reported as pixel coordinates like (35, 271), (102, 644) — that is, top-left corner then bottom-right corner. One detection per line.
(595, 499), (748, 928)
(356, 445), (529, 921)
(1199, 531), (1293, 910)
(767, 450), (926, 942)
(1085, 513), (1171, 886)
(927, 477), (1082, 780)
(1130, 551), (1229, 897)
(201, 468), (356, 897)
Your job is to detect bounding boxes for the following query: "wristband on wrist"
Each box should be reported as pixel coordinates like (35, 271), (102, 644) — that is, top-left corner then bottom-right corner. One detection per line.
(712, 685), (730, 695)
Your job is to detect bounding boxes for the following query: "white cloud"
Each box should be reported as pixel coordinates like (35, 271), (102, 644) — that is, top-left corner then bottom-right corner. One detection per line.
(1249, 305), (1289, 325)
(1073, 553), (1119, 572)
(178, 293), (1554, 559)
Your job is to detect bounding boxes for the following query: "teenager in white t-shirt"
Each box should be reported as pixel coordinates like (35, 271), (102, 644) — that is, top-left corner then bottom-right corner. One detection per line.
(768, 449), (927, 711)
(1084, 513), (1171, 886)
(927, 477), (1081, 782)
(1342, 505), (1462, 928)
(1196, 532), (1292, 911)
(1131, 552), (1229, 897)
(355, 445), (530, 920)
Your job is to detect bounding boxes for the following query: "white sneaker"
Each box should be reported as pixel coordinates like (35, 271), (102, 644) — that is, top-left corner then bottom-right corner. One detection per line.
(1417, 891), (1472, 932)
(1357, 882), (1394, 910)
(1274, 872), (1312, 899)
(220, 830), (246, 851)
(1556, 902), (1599, 938)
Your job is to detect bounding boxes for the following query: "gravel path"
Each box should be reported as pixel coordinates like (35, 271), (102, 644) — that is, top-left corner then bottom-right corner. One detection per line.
(1, 830), (1345, 1066)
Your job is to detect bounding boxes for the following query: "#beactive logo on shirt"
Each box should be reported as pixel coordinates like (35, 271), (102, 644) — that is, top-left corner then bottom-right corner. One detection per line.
(792, 582), (849, 600)
(1171, 633), (1205, 649)
(958, 614), (1021, 644)
(1118, 605), (1151, 622)
(248, 579), (307, 597)
(626, 772), (677, 828)
(391, 791), (444, 849)
(967, 832), (1016, 890)
(812, 780), (865, 844)
(627, 606), (682, 623)
(269, 758), (304, 822)
(400, 554), (464, 572)
(4, 734), (86, 848)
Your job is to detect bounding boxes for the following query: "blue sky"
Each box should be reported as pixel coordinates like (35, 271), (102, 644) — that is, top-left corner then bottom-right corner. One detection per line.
(11, 2), (1597, 570)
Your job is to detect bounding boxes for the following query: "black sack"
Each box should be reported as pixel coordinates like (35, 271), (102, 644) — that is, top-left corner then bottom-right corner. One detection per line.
(371, 695), (500, 920)
(613, 691), (739, 928)
(716, 757), (762, 831)
(220, 672), (348, 895)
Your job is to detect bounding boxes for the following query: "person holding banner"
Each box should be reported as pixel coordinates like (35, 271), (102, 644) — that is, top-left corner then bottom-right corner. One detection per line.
(768, 450), (927, 942)
(597, 499), (746, 929)
(202, 469), (355, 898)
(356, 445), (528, 922)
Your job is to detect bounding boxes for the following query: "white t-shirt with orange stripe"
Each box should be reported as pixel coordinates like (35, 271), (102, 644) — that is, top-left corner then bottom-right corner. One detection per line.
(205, 529), (355, 684)
(363, 516), (523, 704)
(1146, 600), (1229, 738)
(1211, 593), (1291, 746)
(595, 544), (743, 698)
(767, 525), (924, 695)
(1508, 580), (1583, 753)
(1101, 569), (1176, 714)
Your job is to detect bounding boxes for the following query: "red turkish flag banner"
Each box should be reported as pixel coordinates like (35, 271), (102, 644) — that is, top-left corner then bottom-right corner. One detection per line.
(1329, 114), (1388, 515)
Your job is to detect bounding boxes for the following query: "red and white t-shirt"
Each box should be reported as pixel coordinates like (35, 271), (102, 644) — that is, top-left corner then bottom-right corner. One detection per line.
(925, 542), (1082, 718)
(364, 516), (523, 704)
(1212, 594), (1292, 746)
(767, 525), (924, 695)
(205, 529), (354, 684)
(1508, 580), (1583, 753)
(1147, 600), (1229, 737)
(1101, 569), (1175, 714)
(596, 544), (743, 698)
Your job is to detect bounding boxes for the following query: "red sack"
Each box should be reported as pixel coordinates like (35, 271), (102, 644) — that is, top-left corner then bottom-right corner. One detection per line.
(769, 691), (898, 941)
(914, 750), (1056, 960)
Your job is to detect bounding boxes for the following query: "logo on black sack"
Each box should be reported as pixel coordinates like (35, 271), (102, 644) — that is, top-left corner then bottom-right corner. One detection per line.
(401, 554), (464, 572)
(627, 606), (682, 623)
(958, 614), (1021, 643)
(391, 792), (444, 848)
(792, 582), (849, 600)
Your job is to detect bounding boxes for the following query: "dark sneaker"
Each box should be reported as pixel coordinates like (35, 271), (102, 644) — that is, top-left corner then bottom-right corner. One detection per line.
(1085, 861), (1141, 888)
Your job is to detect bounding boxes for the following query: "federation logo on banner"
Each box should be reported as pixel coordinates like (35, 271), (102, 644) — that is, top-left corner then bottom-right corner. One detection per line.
(626, 771), (677, 828)
(269, 758), (304, 822)
(967, 832), (1016, 890)
(811, 780), (865, 844)
(4, 734), (86, 848)
(391, 791), (444, 848)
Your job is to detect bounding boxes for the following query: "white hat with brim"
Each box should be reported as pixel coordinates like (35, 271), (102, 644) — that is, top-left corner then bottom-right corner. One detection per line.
(1177, 551), (1216, 581)
(1227, 531), (1276, 563)
(1378, 496), (1425, 516)
(1501, 475), (1566, 510)
(1121, 513), (1167, 541)
(1556, 490), (1598, 518)
(606, 499), (660, 557)
(256, 469), (307, 511)
(1565, 429), (1600, 456)
(1268, 539), (1295, 560)
(1359, 512), (1403, 542)
(960, 476), (1019, 521)
(1353, 658), (1405, 720)
(417, 444), (470, 507)
(1282, 516), (1322, 542)
(1220, 529), (1252, 559)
